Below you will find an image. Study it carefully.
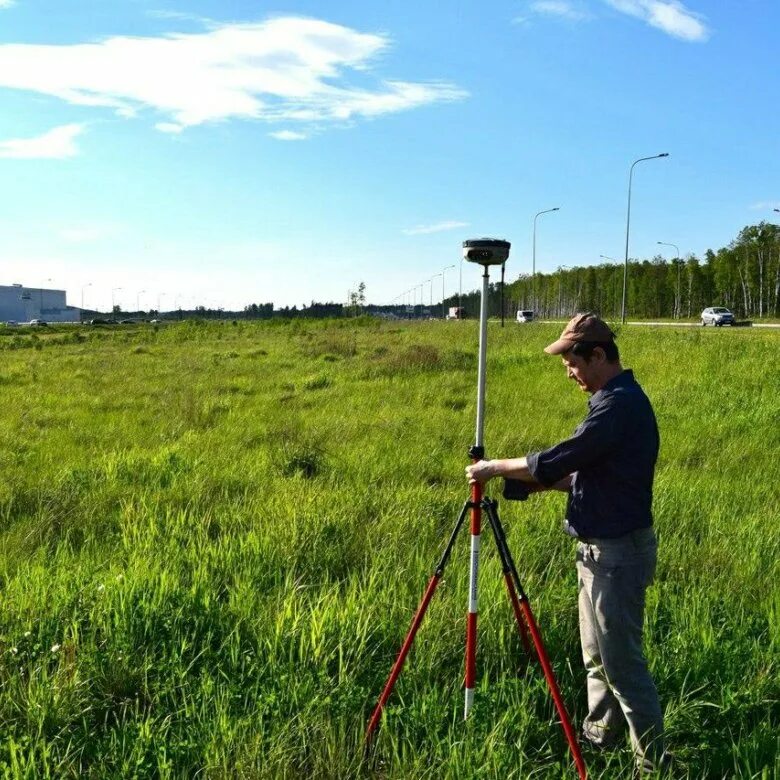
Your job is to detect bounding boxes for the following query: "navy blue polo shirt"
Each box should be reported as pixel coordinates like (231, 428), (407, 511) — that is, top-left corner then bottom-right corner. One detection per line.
(526, 369), (659, 539)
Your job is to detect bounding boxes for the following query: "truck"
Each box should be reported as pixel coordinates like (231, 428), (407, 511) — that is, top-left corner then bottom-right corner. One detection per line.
(446, 306), (465, 320)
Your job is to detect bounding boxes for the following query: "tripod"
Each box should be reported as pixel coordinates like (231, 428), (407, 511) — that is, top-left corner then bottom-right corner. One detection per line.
(365, 240), (587, 779)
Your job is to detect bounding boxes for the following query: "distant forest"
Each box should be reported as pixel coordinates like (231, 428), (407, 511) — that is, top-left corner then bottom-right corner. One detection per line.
(235, 221), (780, 321)
(444, 222), (780, 321)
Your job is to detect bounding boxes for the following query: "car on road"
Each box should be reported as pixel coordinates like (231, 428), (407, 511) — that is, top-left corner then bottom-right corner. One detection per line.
(701, 307), (735, 326)
(29, 319), (49, 327)
(516, 310), (535, 323)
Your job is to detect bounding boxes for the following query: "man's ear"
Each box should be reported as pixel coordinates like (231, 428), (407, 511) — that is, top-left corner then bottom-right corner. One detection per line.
(592, 346), (606, 364)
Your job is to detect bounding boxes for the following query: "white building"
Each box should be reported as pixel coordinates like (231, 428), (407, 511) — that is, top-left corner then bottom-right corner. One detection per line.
(0, 284), (80, 323)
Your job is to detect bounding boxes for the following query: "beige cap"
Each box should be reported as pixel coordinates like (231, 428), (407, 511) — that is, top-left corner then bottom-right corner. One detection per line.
(544, 313), (615, 355)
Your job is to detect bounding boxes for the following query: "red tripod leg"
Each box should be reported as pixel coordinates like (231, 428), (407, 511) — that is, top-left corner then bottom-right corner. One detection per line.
(518, 600), (587, 780)
(365, 500), (471, 744)
(484, 499), (587, 780)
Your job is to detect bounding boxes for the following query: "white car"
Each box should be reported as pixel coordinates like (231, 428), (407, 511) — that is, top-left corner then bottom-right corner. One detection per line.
(516, 310), (534, 323)
(700, 307), (735, 327)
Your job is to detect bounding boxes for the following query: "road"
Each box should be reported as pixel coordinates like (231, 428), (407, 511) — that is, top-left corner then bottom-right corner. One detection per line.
(535, 320), (780, 329)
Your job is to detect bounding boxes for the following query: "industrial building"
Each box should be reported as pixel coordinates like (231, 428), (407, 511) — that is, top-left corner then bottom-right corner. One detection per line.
(0, 284), (80, 323)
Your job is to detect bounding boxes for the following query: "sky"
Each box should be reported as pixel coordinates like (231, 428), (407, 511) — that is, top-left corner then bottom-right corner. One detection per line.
(0, 0), (779, 311)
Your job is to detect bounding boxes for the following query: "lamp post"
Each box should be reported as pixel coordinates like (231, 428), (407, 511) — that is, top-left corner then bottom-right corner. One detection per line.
(136, 289), (146, 314)
(417, 283), (424, 318)
(532, 207), (560, 315)
(459, 257), (464, 314)
(657, 241), (681, 318)
(111, 287), (123, 320)
(428, 274), (441, 309)
(622, 153), (669, 323)
(441, 264), (455, 319)
(157, 293), (166, 316)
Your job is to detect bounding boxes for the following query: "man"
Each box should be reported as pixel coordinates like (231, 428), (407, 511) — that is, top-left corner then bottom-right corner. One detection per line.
(466, 313), (670, 776)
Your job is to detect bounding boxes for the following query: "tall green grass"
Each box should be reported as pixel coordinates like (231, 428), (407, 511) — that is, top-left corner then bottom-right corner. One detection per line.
(0, 319), (777, 778)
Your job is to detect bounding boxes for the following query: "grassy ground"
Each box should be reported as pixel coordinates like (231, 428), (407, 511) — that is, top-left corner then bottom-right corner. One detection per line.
(0, 319), (778, 779)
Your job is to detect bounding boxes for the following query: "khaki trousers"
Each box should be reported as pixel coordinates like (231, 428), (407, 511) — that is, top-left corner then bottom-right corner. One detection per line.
(575, 527), (665, 771)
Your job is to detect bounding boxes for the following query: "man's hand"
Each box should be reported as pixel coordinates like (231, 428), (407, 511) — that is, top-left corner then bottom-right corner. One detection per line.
(465, 459), (500, 484)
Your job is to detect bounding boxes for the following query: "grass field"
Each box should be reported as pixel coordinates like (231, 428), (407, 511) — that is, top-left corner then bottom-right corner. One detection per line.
(0, 319), (778, 779)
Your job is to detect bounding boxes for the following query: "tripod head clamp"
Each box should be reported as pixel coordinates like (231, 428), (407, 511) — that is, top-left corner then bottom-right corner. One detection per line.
(462, 238), (511, 267)
(468, 445), (485, 461)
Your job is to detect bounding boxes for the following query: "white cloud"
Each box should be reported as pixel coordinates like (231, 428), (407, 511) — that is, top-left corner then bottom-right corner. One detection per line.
(0, 0), (16, 9)
(603, 0), (709, 41)
(403, 220), (470, 236)
(528, 1), (592, 21)
(750, 201), (780, 211)
(155, 122), (185, 134)
(269, 130), (308, 141)
(0, 18), (467, 134)
(0, 124), (84, 159)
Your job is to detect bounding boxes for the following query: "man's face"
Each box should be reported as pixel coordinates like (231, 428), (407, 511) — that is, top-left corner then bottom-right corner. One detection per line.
(561, 350), (601, 393)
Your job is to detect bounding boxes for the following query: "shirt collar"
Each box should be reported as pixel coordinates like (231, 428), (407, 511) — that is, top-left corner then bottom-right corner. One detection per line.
(588, 369), (634, 407)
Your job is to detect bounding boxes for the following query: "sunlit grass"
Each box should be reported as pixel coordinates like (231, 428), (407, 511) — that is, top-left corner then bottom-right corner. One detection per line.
(0, 318), (778, 778)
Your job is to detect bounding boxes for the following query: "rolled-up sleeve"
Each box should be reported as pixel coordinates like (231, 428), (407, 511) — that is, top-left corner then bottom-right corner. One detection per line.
(526, 399), (623, 487)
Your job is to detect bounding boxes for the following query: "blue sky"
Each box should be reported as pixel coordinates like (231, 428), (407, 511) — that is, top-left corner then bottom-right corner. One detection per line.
(0, 0), (778, 310)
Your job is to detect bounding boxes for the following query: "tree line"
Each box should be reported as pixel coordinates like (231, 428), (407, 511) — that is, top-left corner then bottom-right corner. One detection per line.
(438, 222), (780, 321)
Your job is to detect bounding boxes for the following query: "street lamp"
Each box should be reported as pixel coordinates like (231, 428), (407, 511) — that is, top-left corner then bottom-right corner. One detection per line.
(136, 289), (146, 314)
(657, 241), (681, 318)
(441, 264), (455, 319)
(157, 293), (167, 315)
(459, 257), (464, 314)
(111, 287), (123, 320)
(532, 207), (560, 314)
(428, 274), (442, 308)
(622, 153), (669, 323)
